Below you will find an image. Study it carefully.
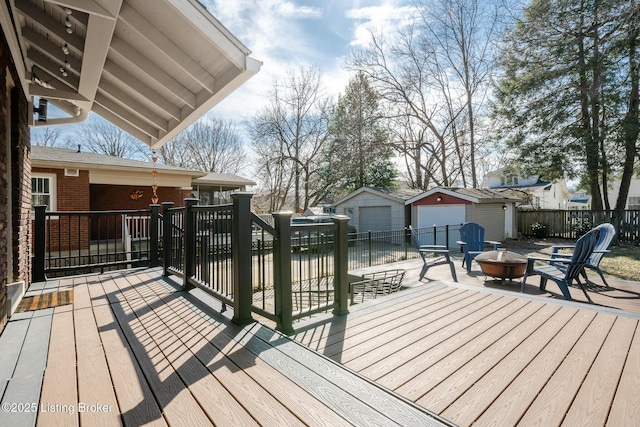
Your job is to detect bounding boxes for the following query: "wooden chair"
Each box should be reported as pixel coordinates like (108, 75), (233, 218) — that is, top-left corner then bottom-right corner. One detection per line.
(550, 223), (615, 287)
(457, 222), (501, 273)
(521, 228), (600, 302)
(409, 225), (457, 282)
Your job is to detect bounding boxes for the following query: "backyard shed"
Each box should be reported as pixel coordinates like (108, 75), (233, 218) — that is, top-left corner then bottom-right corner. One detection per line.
(333, 187), (422, 232)
(406, 187), (522, 241)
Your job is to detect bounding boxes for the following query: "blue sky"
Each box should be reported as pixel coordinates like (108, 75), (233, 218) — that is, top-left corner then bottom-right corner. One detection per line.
(204, 0), (414, 119)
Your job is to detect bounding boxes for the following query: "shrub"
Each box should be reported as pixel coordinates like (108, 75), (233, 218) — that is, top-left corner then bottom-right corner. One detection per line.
(530, 222), (548, 238)
(571, 218), (592, 238)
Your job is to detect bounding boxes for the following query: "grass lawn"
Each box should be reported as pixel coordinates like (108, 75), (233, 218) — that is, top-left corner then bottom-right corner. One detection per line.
(504, 238), (640, 282)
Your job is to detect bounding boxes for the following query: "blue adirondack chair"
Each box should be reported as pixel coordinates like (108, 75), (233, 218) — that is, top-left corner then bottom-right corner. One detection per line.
(521, 227), (600, 302)
(409, 225), (457, 282)
(550, 223), (615, 287)
(457, 222), (501, 273)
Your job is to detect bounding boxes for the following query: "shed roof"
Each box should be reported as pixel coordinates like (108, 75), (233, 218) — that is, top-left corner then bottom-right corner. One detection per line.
(334, 187), (423, 205)
(405, 187), (523, 205)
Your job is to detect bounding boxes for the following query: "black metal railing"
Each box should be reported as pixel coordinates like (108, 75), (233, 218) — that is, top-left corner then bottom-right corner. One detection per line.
(347, 224), (463, 270)
(33, 205), (160, 280)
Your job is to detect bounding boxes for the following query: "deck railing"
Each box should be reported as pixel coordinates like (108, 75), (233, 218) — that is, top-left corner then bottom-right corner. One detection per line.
(32, 205), (160, 280)
(160, 195), (349, 334)
(347, 224), (462, 270)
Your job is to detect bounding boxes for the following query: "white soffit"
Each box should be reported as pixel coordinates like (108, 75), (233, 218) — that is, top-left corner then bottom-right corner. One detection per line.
(9, 0), (261, 149)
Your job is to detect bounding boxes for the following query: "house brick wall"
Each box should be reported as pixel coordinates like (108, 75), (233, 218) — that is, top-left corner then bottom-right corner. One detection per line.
(31, 167), (90, 251)
(1, 30), (31, 332)
(0, 43), (8, 332)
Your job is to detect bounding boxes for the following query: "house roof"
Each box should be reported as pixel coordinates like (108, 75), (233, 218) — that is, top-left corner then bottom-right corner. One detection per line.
(192, 172), (256, 188)
(32, 145), (206, 177)
(2, 0), (260, 149)
(405, 187), (523, 205)
(333, 187), (423, 205)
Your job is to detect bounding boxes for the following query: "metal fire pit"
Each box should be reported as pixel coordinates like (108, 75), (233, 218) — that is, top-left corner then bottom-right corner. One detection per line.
(475, 249), (527, 284)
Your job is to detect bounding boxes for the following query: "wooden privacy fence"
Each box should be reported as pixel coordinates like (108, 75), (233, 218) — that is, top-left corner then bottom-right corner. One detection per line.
(518, 209), (640, 244)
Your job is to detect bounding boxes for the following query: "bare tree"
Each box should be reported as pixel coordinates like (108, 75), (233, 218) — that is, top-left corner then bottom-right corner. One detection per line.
(348, 0), (501, 189)
(160, 117), (246, 173)
(247, 65), (331, 212)
(32, 127), (62, 147)
(78, 117), (141, 157)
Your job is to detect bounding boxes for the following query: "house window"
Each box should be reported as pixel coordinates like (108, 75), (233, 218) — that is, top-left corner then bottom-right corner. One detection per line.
(500, 175), (519, 186)
(31, 173), (57, 211)
(629, 196), (640, 210)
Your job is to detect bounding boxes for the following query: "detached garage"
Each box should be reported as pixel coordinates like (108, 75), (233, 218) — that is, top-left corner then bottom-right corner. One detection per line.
(406, 187), (522, 242)
(333, 187), (422, 232)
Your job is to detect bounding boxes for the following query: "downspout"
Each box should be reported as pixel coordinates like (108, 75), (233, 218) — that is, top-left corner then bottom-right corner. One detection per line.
(32, 98), (90, 127)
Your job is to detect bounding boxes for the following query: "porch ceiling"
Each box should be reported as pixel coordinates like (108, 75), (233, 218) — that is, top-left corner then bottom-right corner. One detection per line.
(6, 0), (261, 149)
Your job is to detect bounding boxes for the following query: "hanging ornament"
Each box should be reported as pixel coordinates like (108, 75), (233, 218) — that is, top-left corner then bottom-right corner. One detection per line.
(151, 151), (159, 204)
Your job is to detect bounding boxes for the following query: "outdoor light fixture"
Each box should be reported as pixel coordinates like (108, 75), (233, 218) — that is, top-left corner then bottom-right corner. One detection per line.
(436, 196), (443, 202)
(34, 99), (48, 122)
(502, 205), (508, 211)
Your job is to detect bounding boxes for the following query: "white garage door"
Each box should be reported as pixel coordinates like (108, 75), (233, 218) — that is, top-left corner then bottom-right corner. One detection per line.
(417, 205), (466, 247)
(359, 206), (392, 232)
(417, 205), (465, 228)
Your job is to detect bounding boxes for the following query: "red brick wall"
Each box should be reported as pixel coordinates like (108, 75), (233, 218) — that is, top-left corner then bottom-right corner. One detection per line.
(1, 30), (32, 332)
(32, 167), (90, 251)
(0, 40), (8, 332)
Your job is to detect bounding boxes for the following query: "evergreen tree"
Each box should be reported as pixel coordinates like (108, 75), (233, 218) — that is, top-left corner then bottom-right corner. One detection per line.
(493, 0), (640, 210)
(320, 72), (396, 198)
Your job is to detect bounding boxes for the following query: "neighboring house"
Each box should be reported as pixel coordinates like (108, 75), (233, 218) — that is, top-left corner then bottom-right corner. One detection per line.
(482, 168), (571, 210)
(405, 187), (522, 242)
(192, 172), (257, 205)
(1, 1), (259, 332)
(567, 191), (592, 210)
(31, 146), (206, 212)
(607, 178), (640, 210)
(332, 187), (423, 233)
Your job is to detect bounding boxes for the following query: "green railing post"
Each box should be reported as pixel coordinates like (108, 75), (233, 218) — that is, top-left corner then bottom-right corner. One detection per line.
(332, 215), (350, 316)
(183, 198), (198, 290)
(33, 205), (47, 282)
(368, 231), (372, 266)
(149, 204), (160, 267)
(273, 211), (293, 335)
(161, 202), (174, 276)
(231, 193), (254, 326)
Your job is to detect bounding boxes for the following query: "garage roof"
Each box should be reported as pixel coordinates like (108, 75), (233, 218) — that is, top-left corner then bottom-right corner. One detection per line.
(406, 187), (523, 205)
(2, 0), (261, 149)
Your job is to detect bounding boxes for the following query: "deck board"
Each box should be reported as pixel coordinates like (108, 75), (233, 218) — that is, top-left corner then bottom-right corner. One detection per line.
(472, 309), (596, 426)
(563, 316), (636, 426)
(607, 322), (640, 425)
(349, 294), (513, 374)
(37, 309), (78, 427)
(294, 277), (640, 427)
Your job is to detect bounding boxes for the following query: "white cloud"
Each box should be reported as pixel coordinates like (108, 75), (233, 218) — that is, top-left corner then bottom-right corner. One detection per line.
(277, 2), (322, 18)
(346, 3), (417, 47)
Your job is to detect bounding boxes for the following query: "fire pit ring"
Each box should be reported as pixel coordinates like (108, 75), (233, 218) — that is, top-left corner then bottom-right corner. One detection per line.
(475, 249), (527, 284)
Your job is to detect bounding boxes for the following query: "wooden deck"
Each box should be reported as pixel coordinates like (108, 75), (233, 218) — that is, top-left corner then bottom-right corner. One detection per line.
(0, 268), (446, 427)
(293, 275), (640, 427)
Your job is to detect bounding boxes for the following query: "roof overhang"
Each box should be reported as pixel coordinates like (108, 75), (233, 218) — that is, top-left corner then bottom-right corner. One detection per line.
(406, 187), (522, 205)
(4, 0), (261, 149)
